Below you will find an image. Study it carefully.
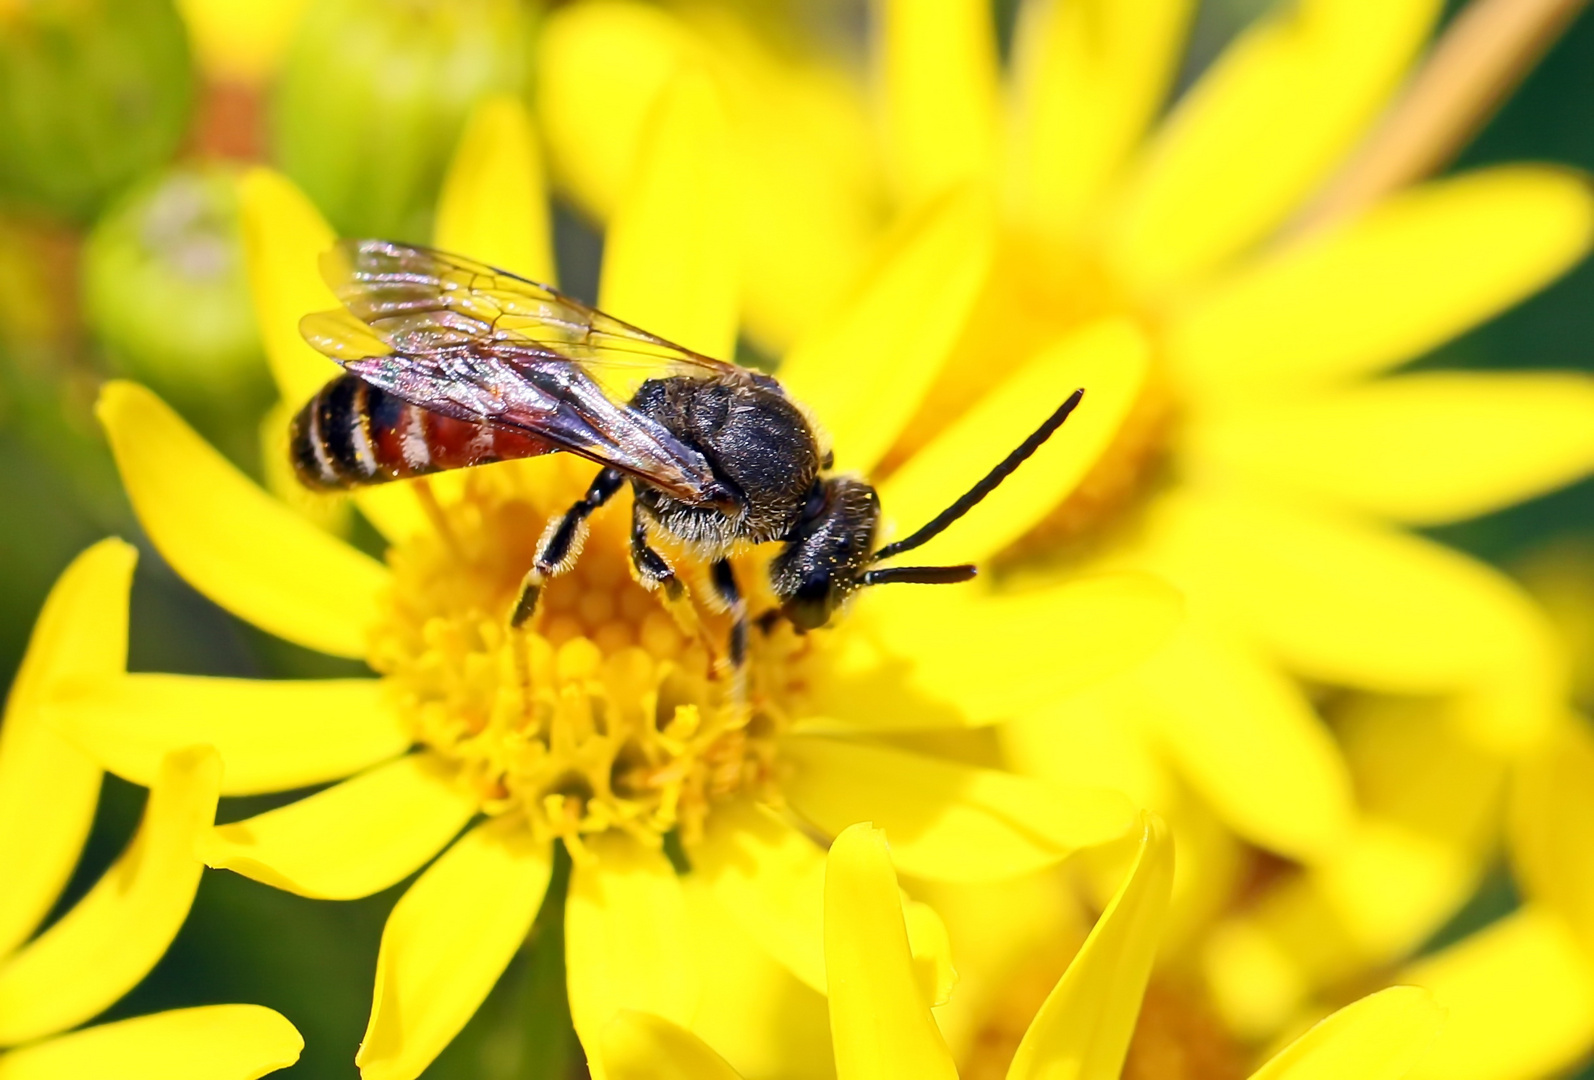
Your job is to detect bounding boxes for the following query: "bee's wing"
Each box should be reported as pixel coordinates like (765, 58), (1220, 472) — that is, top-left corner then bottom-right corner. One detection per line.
(299, 239), (736, 504)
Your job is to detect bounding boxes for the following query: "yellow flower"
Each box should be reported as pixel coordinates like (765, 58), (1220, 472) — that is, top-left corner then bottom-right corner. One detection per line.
(0, 540), (302, 1079)
(67, 89), (1183, 1080)
(1375, 553), (1594, 1080)
(171, 0), (310, 84)
(536, 0), (1594, 1068)
(1517, 536), (1594, 711)
(599, 815), (1446, 1080)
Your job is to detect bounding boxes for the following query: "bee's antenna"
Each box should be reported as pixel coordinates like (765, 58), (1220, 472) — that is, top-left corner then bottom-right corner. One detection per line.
(861, 564), (977, 587)
(870, 388), (1085, 564)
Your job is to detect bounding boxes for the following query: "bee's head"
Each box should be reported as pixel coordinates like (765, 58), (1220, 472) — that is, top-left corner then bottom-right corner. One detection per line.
(770, 476), (978, 632)
(767, 388), (1092, 632)
(770, 477), (881, 631)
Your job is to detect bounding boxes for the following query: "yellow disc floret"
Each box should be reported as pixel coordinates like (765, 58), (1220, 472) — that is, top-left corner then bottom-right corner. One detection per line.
(368, 459), (813, 857)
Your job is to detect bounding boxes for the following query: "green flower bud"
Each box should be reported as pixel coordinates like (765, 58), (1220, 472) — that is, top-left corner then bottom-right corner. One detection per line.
(272, 0), (531, 242)
(0, 0), (194, 222)
(83, 163), (270, 413)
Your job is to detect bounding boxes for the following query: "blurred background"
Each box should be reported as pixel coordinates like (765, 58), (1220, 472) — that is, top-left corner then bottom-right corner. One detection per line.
(0, 0), (1590, 1077)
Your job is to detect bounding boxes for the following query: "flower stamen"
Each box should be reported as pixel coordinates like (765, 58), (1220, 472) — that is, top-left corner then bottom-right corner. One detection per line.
(371, 460), (811, 855)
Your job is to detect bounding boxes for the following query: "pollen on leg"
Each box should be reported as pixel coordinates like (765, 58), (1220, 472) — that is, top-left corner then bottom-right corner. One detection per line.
(368, 459), (818, 854)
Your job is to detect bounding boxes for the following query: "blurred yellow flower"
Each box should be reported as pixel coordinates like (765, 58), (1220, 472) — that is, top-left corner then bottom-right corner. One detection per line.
(536, 1), (1594, 1072)
(1517, 536), (1594, 710)
(601, 816), (1446, 1080)
(172, 0), (310, 83)
(536, 1), (884, 352)
(0, 540), (302, 1080)
(65, 89), (1185, 1080)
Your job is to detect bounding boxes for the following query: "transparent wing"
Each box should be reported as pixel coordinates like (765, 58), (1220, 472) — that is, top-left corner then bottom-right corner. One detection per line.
(309, 238), (739, 378)
(298, 239), (739, 504)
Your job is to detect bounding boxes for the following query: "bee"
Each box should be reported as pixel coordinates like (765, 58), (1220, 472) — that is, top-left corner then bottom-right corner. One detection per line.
(291, 240), (1083, 675)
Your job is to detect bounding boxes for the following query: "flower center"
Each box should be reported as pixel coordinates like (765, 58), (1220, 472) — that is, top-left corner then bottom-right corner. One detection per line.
(1122, 980), (1248, 1080)
(368, 458), (813, 857)
(963, 965), (1245, 1080)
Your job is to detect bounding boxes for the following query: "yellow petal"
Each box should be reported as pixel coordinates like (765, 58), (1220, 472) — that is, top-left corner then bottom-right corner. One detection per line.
(172, 0), (309, 84)
(567, 835), (702, 1080)
(203, 754), (477, 900)
(536, 1), (691, 223)
(716, 37), (880, 353)
(351, 474), (479, 546)
(434, 94), (554, 283)
(357, 817), (551, 1080)
(1324, 822), (1490, 963)
(825, 824), (958, 1080)
(1202, 901), (1327, 1039)
(879, 318), (1149, 566)
(1123, 619), (1354, 861)
(347, 489), (424, 546)
(1153, 788), (1246, 957)
(535, 0), (879, 346)
(1510, 718), (1594, 954)
(1007, 813), (1172, 1080)
(535, 1), (880, 352)
(682, 878), (835, 1079)
(875, 0), (999, 208)
(1136, 488), (1560, 753)
(778, 187), (994, 474)
(814, 570), (1182, 729)
(902, 897), (958, 1009)
(598, 66), (738, 361)
(782, 736), (1132, 882)
(999, 686), (1172, 831)
(1324, 695), (1506, 958)
(1401, 907), (1594, 1080)
(1168, 168), (1594, 397)
(0, 540), (132, 957)
(0, 1004), (302, 1080)
(1186, 371), (1594, 525)
(689, 800), (954, 1005)
(1005, 0), (1193, 241)
(1109, 0), (1442, 293)
(257, 397), (355, 537)
(908, 869), (1089, 1059)
(690, 799), (827, 994)
(1248, 986), (1444, 1080)
(603, 1011), (745, 1080)
(1201, 697), (1507, 1038)
(50, 674), (407, 796)
(0, 747), (221, 1046)
(1516, 539), (1594, 708)
(237, 168), (342, 406)
(1023, 703), (1272, 961)
(97, 381), (389, 659)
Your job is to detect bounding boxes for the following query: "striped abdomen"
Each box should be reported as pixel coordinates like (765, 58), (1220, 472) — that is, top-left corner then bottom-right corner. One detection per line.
(290, 373), (553, 490)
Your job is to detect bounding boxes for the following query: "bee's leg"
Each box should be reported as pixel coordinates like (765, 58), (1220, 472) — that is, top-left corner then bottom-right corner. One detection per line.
(511, 467), (625, 628)
(628, 503), (681, 600)
(709, 557), (749, 706)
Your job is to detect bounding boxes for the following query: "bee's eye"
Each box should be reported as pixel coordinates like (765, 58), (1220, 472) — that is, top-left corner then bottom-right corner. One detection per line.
(783, 572), (834, 631)
(802, 483), (827, 522)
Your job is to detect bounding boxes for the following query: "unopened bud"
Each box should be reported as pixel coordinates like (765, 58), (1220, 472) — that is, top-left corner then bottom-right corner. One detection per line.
(83, 163), (270, 412)
(271, 0), (531, 241)
(0, 0), (194, 221)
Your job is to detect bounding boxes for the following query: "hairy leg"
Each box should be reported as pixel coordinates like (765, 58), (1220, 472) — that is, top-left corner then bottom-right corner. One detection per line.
(628, 502), (681, 600)
(710, 557), (749, 705)
(510, 467), (625, 628)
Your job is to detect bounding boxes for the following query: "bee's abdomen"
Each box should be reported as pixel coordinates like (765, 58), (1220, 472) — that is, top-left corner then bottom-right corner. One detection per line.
(290, 373), (553, 490)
